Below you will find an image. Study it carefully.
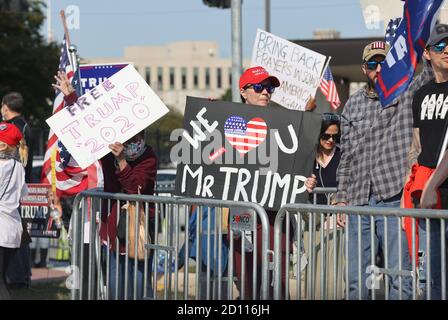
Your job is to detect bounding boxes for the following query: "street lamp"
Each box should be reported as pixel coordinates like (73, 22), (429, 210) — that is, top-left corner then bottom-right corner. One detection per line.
(202, 0), (242, 102)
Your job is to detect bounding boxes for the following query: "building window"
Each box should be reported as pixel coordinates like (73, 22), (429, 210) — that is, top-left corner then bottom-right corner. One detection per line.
(157, 67), (163, 90)
(181, 67), (187, 90)
(228, 67), (232, 86)
(193, 67), (199, 89)
(169, 67), (175, 89)
(145, 67), (151, 85)
(217, 67), (222, 89)
(205, 67), (210, 89)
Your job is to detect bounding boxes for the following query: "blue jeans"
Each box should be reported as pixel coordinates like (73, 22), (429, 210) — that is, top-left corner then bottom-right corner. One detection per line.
(417, 218), (448, 299)
(108, 250), (153, 300)
(347, 194), (412, 300)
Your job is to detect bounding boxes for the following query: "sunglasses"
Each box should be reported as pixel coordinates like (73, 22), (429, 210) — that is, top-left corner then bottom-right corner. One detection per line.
(320, 133), (340, 142)
(365, 60), (385, 70)
(322, 113), (341, 122)
(429, 41), (448, 53)
(246, 83), (275, 94)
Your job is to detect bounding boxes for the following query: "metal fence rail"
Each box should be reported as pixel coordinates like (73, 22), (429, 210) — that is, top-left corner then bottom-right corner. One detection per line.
(70, 190), (270, 300)
(273, 203), (448, 300)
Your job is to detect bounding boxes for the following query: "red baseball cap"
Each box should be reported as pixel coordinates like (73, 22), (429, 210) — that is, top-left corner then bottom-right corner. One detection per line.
(239, 66), (280, 90)
(0, 122), (23, 146)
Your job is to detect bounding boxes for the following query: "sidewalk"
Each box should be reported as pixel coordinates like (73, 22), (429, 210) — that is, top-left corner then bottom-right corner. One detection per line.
(31, 266), (68, 285)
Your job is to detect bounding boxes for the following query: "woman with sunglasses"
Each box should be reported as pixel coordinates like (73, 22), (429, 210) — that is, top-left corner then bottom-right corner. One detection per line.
(231, 66), (317, 300)
(300, 113), (344, 299)
(311, 113), (341, 205)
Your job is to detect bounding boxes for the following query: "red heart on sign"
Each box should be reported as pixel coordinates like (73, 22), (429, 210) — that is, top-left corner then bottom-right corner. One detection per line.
(224, 116), (267, 155)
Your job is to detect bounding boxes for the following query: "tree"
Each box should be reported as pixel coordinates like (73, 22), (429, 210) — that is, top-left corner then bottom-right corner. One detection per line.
(220, 88), (232, 101)
(146, 109), (184, 166)
(0, 0), (60, 126)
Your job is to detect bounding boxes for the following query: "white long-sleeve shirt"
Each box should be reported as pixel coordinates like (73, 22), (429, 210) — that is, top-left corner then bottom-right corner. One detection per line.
(0, 158), (28, 248)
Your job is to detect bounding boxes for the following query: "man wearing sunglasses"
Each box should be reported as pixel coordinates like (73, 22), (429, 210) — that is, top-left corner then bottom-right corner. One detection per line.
(403, 24), (448, 300)
(334, 40), (434, 300)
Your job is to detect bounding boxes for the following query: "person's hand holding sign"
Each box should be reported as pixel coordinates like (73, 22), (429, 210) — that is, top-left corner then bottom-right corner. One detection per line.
(52, 71), (75, 96)
(109, 142), (127, 171)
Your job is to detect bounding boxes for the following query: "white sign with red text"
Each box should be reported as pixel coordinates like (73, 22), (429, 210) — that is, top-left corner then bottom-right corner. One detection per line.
(46, 65), (169, 169)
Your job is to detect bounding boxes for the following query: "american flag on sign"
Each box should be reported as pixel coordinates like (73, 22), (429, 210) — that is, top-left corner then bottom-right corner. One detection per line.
(224, 116), (267, 155)
(319, 66), (341, 110)
(41, 34), (103, 197)
(385, 18), (402, 45)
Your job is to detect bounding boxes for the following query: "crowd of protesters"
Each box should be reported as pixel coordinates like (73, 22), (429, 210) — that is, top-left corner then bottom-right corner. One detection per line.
(2, 24), (448, 301)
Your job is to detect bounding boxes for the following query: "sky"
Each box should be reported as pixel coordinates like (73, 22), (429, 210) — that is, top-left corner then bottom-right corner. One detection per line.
(44, 0), (385, 59)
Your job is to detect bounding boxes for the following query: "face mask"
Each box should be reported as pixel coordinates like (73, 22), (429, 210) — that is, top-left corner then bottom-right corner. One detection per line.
(124, 139), (146, 161)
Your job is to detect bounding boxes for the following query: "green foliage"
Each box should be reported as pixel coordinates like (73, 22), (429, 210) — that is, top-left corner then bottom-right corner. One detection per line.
(0, 1), (60, 125)
(220, 88), (232, 101)
(146, 109), (184, 165)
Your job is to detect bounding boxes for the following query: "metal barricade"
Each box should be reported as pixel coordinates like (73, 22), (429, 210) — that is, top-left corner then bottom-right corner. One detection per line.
(273, 203), (448, 300)
(312, 187), (337, 205)
(70, 190), (270, 300)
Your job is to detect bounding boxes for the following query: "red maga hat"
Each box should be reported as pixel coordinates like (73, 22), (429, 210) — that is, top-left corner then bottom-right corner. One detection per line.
(0, 122), (23, 146)
(239, 66), (280, 90)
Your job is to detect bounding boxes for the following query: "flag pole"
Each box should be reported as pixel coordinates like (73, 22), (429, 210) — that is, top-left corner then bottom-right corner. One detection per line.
(437, 125), (448, 166)
(318, 56), (332, 83)
(311, 56), (332, 107)
(60, 10), (70, 47)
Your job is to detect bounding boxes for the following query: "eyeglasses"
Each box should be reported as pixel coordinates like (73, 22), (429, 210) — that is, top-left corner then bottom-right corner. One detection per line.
(365, 60), (385, 70)
(245, 83), (275, 94)
(429, 41), (448, 53)
(322, 113), (341, 122)
(320, 133), (340, 142)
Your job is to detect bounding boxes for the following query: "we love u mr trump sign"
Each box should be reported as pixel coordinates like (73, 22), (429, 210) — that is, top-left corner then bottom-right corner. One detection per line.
(173, 97), (322, 211)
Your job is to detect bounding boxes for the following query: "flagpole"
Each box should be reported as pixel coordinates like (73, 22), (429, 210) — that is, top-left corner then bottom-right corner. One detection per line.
(312, 56), (333, 109)
(60, 10), (70, 47)
(437, 125), (448, 166)
(319, 56), (332, 83)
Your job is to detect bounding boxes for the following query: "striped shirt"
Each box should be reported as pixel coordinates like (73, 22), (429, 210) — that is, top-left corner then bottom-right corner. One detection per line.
(335, 63), (433, 205)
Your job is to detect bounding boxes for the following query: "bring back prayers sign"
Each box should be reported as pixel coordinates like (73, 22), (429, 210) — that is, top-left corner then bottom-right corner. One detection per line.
(173, 97), (321, 211)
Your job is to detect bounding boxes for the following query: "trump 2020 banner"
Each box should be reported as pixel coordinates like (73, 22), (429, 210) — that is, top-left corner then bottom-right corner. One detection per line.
(20, 184), (60, 238)
(80, 63), (128, 92)
(376, 0), (443, 107)
(173, 97), (321, 211)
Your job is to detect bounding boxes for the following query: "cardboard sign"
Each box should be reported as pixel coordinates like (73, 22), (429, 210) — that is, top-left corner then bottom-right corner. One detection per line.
(20, 184), (59, 238)
(80, 62), (128, 92)
(251, 29), (327, 111)
(174, 97), (321, 211)
(46, 65), (170, 169)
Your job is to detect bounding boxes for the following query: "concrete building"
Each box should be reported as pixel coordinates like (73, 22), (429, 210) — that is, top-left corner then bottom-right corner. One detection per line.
(84, 41), (250, 114)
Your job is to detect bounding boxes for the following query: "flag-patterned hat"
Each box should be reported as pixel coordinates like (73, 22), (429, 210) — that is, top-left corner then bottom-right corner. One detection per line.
(362, 41), (390, 62)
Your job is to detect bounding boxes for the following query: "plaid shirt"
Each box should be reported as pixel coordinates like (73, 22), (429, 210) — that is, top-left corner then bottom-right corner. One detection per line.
(335, 64), (433, 205)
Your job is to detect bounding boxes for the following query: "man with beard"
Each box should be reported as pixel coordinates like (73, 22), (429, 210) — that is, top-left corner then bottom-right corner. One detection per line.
(334, 41), (433, 299)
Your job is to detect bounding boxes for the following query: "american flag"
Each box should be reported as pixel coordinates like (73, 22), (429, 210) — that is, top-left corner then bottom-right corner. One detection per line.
(41, 34), (103, 197)
(224, 116), (267, 154)
(385, 18), (402, 45)
(319, 66), (341, 110)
